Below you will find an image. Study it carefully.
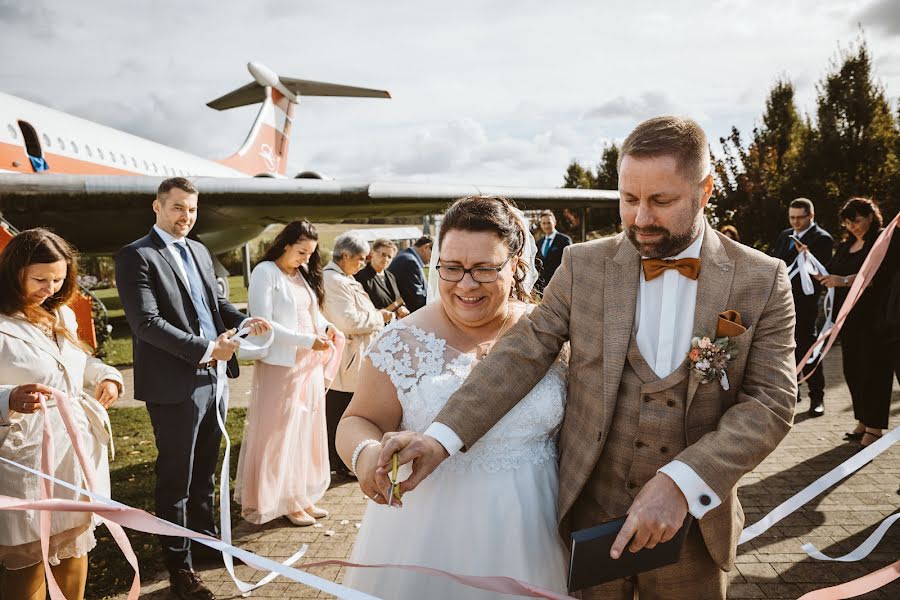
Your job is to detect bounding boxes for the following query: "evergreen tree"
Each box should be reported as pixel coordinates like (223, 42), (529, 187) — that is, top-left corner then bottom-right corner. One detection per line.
(562, 160), (595, 189)
(594, 143), (620, 190)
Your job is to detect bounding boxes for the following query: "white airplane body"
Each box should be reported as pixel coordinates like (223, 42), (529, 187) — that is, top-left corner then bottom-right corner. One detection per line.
(0, 62), (618, 254)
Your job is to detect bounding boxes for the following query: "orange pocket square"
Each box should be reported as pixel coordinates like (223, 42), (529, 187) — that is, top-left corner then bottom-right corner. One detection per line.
(716, 310), (747, 338)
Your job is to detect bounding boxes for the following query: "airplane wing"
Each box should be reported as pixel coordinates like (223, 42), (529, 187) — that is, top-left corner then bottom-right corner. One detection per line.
(0, 174), (618, 254)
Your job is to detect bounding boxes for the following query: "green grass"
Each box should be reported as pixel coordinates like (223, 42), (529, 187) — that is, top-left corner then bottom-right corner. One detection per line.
(87, 407), (247, 600)
(99, 275), (248, 368)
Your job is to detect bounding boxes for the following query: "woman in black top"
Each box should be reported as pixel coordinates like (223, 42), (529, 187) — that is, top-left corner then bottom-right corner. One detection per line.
(817, 198), (894, 447)
(355, 239), (409, 317)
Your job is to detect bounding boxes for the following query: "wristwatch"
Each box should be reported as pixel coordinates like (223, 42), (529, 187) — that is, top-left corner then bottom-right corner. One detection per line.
(842, 276), (849, 286)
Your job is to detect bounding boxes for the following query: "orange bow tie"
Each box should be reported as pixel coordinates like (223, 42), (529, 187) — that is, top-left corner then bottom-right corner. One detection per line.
(641, 257), (702, 281)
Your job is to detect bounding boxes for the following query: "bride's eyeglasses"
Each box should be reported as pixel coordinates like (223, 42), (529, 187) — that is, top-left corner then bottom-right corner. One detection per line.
(435, 256), (512, 283)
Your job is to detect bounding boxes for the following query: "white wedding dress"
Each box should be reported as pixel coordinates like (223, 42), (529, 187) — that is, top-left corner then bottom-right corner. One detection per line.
(344, 320), (569, 599)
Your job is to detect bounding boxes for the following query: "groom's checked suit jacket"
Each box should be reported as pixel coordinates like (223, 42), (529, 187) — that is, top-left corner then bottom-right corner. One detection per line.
(435, 223), (797, 571)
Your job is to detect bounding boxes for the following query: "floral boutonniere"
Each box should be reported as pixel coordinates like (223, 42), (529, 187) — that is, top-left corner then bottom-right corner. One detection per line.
(688, 336), (738, 390)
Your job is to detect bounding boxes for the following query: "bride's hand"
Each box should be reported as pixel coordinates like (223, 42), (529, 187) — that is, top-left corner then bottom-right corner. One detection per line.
(355, 444), (389, 506)
(376, 431), (449, 503)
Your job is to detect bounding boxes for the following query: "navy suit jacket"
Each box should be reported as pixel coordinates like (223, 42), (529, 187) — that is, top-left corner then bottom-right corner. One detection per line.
(536, 232), (573, 292)
(771, 223), (834, 300)
(387, 247), (428, 311)
(115, 228), (247, 404)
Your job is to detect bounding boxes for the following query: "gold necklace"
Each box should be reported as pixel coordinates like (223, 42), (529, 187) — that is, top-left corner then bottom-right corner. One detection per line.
(444, 304), (513, 359)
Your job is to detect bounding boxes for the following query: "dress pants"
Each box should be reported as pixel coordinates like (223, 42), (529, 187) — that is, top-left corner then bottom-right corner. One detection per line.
(794, 294), (825, 402)
(841, 320), (894, 429)
(578, 526), (726, 600)
(145, 368), (224, 573)
(325, 389), (354, 472)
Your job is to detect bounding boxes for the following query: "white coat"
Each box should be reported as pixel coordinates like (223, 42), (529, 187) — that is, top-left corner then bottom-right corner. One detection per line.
(241, 261), (333, 367)
(322, 262), (385, 393)
(0, 306), (123, 568)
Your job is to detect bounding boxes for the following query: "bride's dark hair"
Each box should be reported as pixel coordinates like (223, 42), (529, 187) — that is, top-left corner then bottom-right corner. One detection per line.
(438, 195), (532, 303)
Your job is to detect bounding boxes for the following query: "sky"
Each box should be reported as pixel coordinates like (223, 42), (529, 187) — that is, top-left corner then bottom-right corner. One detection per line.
(2, 0), (899, 188)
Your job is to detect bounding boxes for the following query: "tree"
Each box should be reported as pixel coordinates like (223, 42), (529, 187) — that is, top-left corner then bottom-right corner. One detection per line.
(562, 160), (595, 189)
(594, 143), (619, 190)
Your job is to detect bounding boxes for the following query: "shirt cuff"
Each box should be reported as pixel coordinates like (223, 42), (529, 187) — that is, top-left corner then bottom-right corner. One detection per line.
(199, 341), (215, 365)
(424, 422), (464, 457)
(658, 460), (721, 520)
(0, 385), (13, 425)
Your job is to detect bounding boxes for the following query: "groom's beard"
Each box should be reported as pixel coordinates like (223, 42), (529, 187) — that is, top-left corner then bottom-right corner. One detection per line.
(626, 215), (702, 259)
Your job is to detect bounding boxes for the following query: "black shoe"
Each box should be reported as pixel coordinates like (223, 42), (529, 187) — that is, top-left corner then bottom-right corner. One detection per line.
(170, 569), (215, 600)
(844, 431), (864, 441)
(808, 399), (825, 417)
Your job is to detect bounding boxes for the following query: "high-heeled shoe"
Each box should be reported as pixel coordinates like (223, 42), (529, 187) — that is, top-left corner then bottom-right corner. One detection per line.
(286, 511), (316, 526)
(860, 431), (883, 448)
(305, 506), (329, 519)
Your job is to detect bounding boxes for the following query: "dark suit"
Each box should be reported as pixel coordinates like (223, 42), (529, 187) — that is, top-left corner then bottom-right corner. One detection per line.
(536, 231), (572, 293)
(355, 264), (402, 310)
(387, 247), (427, 312)
(771, 223), (834, 402)
(115, 227), (246, 573)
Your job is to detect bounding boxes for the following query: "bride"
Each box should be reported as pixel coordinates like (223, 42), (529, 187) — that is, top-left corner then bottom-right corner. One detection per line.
(336, 196), (569, 599)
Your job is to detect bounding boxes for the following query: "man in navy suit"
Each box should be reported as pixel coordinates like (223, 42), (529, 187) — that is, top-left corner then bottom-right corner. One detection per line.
(535, 210), (573, 293)
(387, 235), (432, 312)
(115, 178), (269, 600)
(771, 198), (833, 417)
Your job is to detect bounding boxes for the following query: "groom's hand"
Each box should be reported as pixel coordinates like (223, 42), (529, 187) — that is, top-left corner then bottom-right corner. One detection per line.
(610, 473), (688, 559)
(375, 432), (449, 503)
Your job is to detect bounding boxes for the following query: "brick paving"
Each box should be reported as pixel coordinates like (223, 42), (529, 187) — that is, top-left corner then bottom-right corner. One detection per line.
(113, 345), (899, 599)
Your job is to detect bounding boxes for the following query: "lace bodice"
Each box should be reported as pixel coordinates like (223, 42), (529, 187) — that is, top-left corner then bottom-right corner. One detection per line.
(368, 320), (567, 473)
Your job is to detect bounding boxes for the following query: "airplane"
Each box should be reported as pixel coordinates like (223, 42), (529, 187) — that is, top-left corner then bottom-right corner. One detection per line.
(0, 61), (618, 256)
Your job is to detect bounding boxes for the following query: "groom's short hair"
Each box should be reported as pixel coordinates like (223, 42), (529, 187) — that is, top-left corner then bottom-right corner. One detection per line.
(618, 116), (710, 183)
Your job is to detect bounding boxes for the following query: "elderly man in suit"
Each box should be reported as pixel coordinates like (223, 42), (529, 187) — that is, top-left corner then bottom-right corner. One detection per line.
(535, 210), (573, 293)
(115, 178), (269, 600)
(387, 235), (432, 312)
(771, 198), (833, 417)
(377, 117), (797, 600)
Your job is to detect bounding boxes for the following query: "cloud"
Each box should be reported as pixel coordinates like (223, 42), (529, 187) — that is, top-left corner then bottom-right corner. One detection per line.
(582, 91), (676, 120)
(0, 0), (61, 39)
(857, 0), (900, 36)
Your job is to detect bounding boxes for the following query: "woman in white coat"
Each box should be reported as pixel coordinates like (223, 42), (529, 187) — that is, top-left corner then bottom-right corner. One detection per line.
(234, 220), (342, 526)
(322, 233), (393, 477)
(0, 229), (123, 600)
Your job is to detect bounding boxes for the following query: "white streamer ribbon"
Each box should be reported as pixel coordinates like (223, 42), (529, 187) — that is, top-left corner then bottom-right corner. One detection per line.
(739, 425), (900, 561)
(0, 456), (382, 599)
(786, 250), (835, 364)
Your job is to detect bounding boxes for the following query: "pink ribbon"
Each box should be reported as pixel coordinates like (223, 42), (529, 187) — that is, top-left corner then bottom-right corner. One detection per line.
(797, 560), (900, 599)
(796, 212), (899, 382)
(33, 389), (141, 600)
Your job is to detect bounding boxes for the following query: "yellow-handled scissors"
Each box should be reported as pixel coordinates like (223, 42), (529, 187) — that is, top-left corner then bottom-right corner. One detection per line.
(387, 453), (402, 506)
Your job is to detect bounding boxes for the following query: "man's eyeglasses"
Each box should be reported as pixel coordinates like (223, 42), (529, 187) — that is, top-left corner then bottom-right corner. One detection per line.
(435, 256), (512, 283)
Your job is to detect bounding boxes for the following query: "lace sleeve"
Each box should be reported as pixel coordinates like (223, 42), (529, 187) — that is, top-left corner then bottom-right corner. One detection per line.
(365, 321), (447, 396)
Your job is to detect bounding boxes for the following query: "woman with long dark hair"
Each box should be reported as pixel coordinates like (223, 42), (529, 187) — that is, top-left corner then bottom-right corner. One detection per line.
(817, 198), (894, 447)
(234, 220), (342, 526)
(0, 228), (122, 600)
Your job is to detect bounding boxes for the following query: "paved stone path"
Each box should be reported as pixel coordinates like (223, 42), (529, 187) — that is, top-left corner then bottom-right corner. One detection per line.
(112, 346), (899, 599)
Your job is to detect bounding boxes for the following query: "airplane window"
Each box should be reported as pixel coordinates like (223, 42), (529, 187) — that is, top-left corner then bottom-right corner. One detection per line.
(42, 133), (51, 148)
(57, 137), (66, 151)
(6, 124), (16, 140)
(96, 148), (103, 160)
(71, 141), (78, 154)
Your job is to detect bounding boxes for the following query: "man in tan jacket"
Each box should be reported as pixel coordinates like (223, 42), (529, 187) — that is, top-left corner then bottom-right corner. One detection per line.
(376, 116), (797, 599)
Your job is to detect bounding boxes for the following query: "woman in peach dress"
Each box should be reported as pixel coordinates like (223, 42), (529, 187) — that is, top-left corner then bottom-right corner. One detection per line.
(234, 220), (343, 526)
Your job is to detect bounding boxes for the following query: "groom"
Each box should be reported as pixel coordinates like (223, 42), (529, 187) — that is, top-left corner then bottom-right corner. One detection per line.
(377, 116), (797, 599)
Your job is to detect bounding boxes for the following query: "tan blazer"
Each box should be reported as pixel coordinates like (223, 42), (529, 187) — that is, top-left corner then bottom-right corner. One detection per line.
(322, 262), (385, 393)
(436, 223), (797, 570)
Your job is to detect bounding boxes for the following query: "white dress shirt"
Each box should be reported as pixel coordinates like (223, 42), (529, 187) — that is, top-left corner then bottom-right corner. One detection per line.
(427, 228), (721, 520)
(153, 225), (246, 365)
(540, 231), (556, 256)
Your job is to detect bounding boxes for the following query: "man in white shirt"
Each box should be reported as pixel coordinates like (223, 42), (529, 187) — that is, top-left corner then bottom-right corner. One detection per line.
(375, 117), (797, 599)
(116, 178), (269, 600)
